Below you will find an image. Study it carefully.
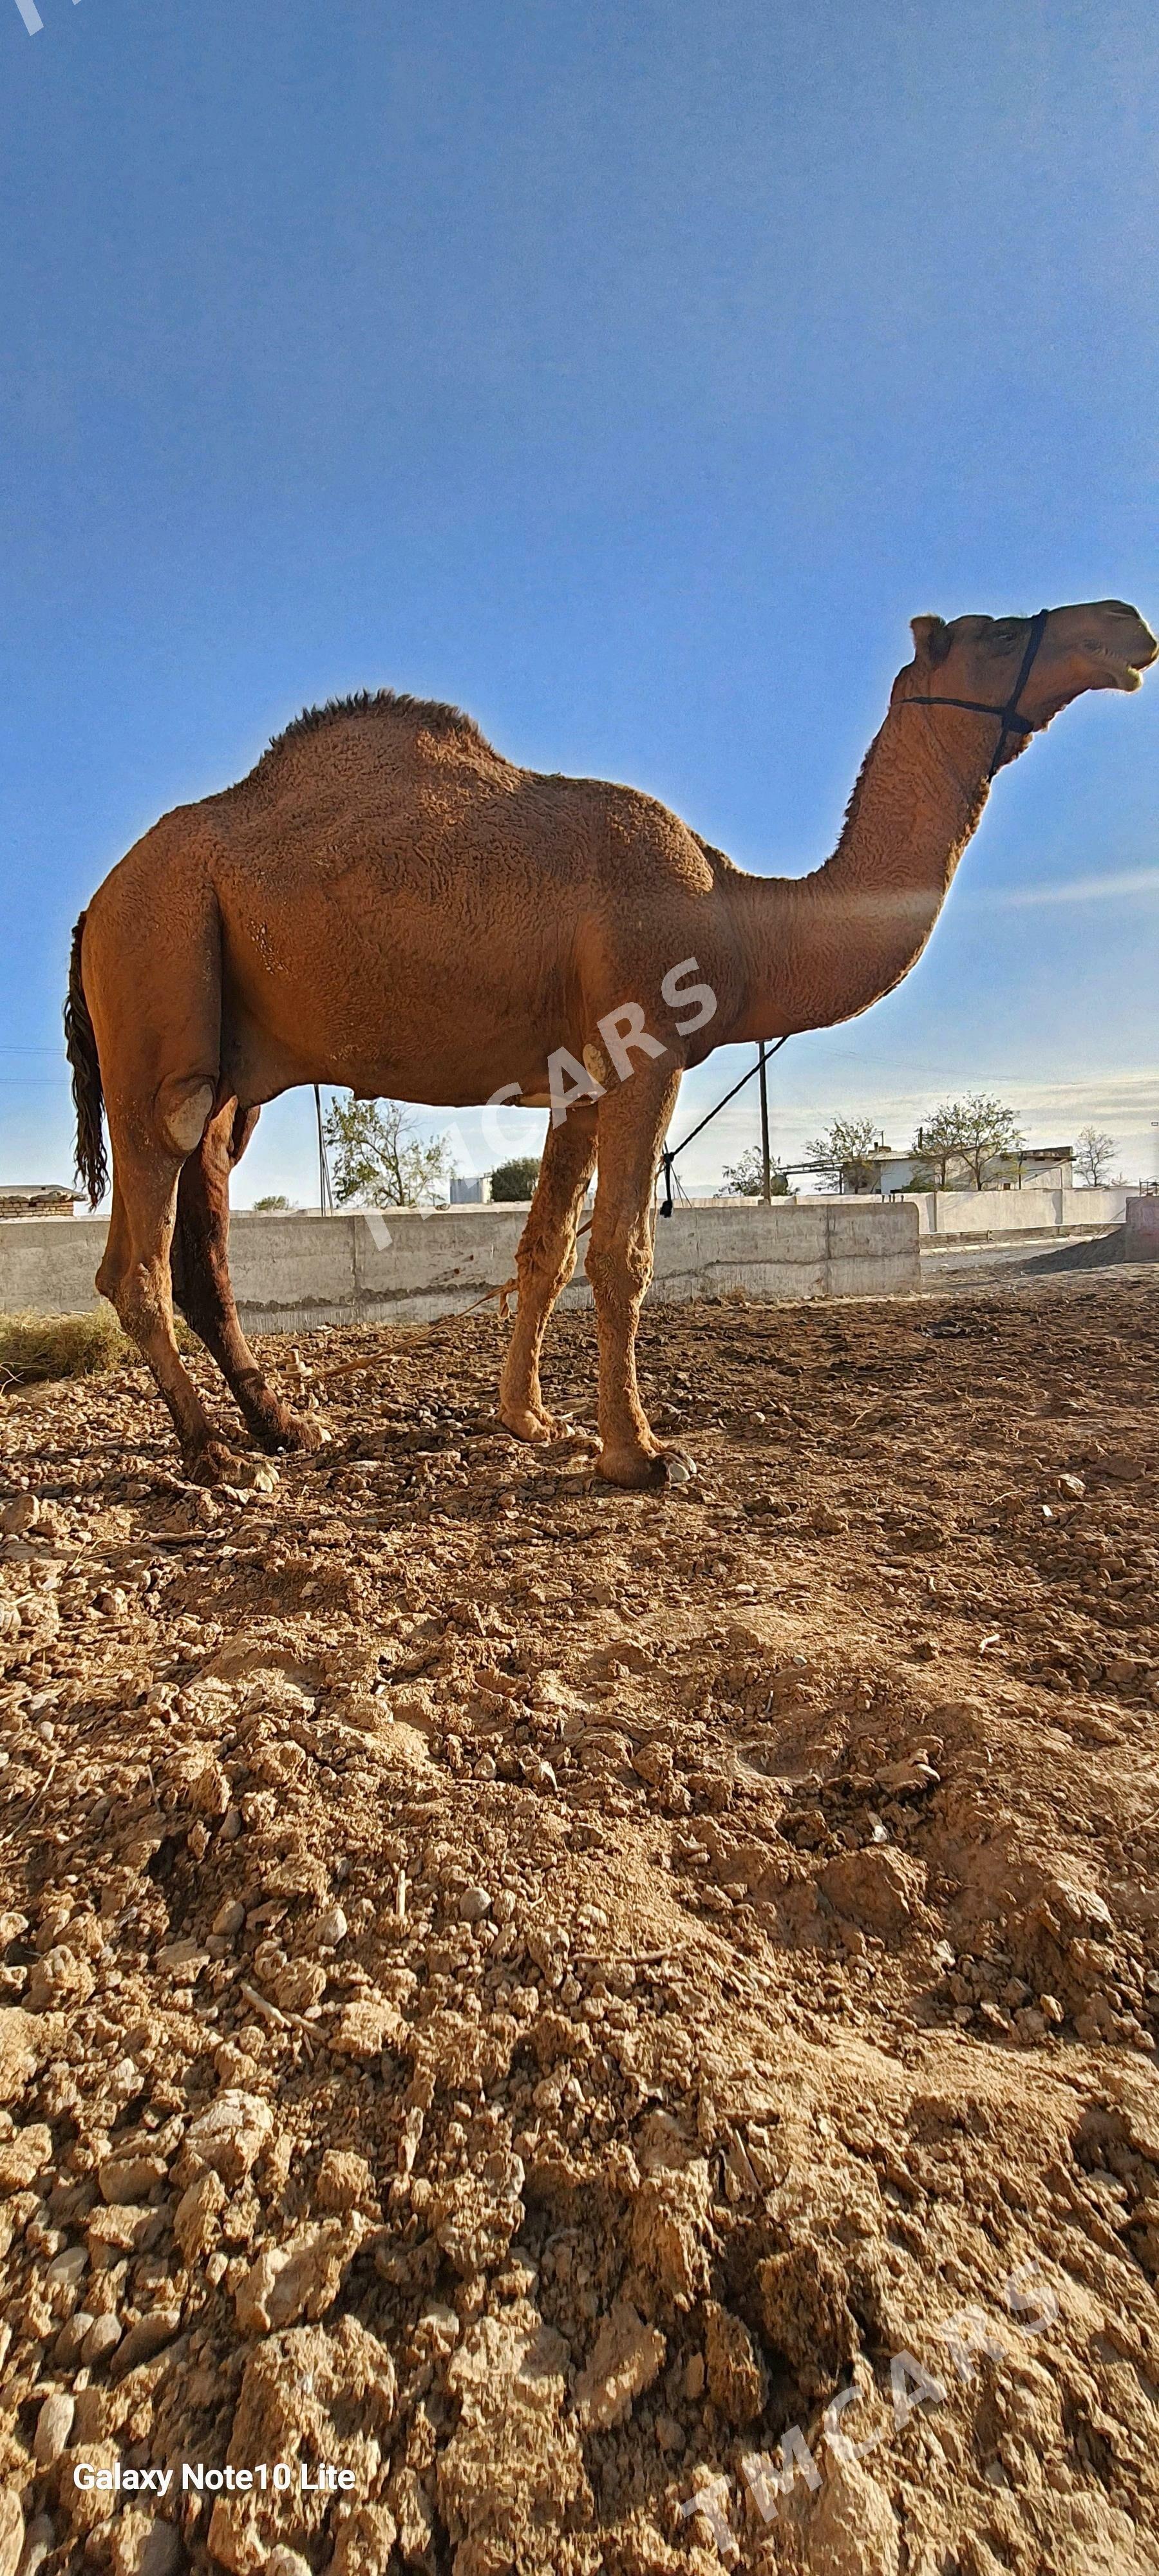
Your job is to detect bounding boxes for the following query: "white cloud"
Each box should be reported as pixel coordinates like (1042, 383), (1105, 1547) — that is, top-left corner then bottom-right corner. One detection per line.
(968, 867), (1159, 910)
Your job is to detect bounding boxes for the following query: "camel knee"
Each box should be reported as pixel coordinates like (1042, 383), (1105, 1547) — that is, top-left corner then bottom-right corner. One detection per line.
(95, 1250), (123, 1309)
(518, 1235), (578, 1307)
(108, 1256), (173, 1350)
(586, 1233), (652, 1305)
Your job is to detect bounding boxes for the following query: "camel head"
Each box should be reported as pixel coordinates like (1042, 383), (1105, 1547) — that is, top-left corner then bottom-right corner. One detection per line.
(898, 599), (1157, 770)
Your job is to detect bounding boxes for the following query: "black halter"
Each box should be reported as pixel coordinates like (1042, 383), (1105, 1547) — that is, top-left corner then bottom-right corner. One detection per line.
(900, 608), (1050, 780)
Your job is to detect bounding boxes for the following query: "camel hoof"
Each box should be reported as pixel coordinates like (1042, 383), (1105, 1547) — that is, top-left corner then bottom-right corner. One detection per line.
(182, 1438), (245, 1488)
(275, 1408), (330, 1455)
(500, 1405), (554, 1444)
(596, 1444), (697, 1492)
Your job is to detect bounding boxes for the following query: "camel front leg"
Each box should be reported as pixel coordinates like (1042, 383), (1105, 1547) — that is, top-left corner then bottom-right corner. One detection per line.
(585, 1063), (689, 1489)
(499, 1102), (598, 1441)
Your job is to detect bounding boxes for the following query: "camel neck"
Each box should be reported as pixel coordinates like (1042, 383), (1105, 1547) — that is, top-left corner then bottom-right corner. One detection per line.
(725, 698), (994, 1043)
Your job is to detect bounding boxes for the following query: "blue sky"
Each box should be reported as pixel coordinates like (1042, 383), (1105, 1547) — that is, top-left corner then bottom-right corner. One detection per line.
(2, 0), (1156, 1200)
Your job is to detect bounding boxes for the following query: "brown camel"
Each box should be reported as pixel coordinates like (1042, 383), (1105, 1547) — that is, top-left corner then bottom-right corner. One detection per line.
(65, 599), (1154, 1488)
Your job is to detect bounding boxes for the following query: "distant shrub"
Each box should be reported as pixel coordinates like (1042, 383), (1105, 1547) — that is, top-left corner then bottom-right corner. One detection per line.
(0, 1307), (140, 1388)
(489, 1155), (542, 1201)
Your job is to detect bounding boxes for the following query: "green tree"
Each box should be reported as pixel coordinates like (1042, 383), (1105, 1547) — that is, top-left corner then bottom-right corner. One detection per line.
(1073, 1126), (1116, 1186)
(721, 1147), (789, 1196)
(252, 1193), (290, 1212)
(920, 1094), (1024, 1190)
(804, 1116), (883, 1193)
(323, 1096), (454, 1206)
(489, 1154), (543, 1202)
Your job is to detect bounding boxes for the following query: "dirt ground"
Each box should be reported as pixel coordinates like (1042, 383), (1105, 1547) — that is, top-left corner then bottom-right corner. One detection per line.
(1, 1272), (1158, 2576)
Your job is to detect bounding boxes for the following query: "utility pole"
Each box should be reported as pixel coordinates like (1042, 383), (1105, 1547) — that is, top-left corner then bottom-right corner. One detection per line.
(314, 1084), (334, 1217)
(758, 1043), (771, 1203)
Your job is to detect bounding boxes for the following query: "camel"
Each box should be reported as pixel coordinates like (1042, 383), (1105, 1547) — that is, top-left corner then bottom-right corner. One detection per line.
(65, 598), (1155, 1488)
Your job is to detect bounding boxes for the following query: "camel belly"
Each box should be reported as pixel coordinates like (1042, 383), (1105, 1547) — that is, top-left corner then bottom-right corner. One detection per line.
(218, 882), (572, 1110)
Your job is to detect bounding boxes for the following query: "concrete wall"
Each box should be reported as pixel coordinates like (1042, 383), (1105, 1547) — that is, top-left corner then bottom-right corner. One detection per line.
(845, 1186), (1128, 1239)
(1125, 1195), (1159, 1260)
(0, 1199), (920, 1331)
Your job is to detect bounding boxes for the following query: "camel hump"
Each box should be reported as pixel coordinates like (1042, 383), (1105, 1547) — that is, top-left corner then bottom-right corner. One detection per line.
(241, 688), (507, 784)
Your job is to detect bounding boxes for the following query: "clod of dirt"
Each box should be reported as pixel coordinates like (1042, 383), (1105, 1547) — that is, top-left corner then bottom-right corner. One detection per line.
(574, 2299), (666, 2429)
(178, 2089), (274, 2186)
(704, 2298), (768, 2425)
(439, 2301), (587, 2571)
(818, 1845), (928, 1937)
(209, 2318), (396, 2571)
(234, 2219), (360, 2333)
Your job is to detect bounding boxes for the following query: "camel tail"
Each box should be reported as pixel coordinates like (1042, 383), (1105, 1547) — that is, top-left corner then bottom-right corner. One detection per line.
(64, 912), (108, 1208)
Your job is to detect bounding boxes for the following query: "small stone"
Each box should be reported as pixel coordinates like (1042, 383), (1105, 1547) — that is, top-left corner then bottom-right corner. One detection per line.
(80, 2311), (123, 2365)
(110, 2512), (182, 2576)
(156, 1939), (209, 1978)
(99, 2154), (167, 2204)
(55, 2310), (95, 2365)
(458, 1885), (491, 1924)
(212, 1899), (245, 1938)
(1058, 1473), (1086, 1499)
(312, 1905), (348, 1950)
(0, 2492), (23, 2576)
(0, 1494), (38, 1535)
(110, 2307), (182, 2379)
(33, 2390), (75, 2465)
(174, 2168), (226, 2264)
(13, 2510), (52, 2576)
(874, 1756), (939, 1794)
(818, 1846), (927, 1940)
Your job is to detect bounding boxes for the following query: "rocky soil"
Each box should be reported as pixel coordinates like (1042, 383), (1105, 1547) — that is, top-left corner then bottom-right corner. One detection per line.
(1, 1273), (1158, 2576)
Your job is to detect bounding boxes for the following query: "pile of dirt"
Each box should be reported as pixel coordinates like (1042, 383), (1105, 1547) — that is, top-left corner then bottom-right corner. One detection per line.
(1, 1273), (1157, 2576)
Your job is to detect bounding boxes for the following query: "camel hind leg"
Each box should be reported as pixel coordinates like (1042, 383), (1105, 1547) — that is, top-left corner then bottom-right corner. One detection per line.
(171, 1100), (327, 1456)
(82, 851), (247, 1482)
(96, 1135), (242, 1484)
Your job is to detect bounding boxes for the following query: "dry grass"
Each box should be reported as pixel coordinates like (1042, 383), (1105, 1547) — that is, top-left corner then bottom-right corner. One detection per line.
(0, 1306), (133, 1389)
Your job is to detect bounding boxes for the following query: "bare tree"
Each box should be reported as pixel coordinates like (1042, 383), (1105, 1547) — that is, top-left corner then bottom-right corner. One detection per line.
(1073, 1126), (1116, 1186)
(910, 1105), (965, 1188)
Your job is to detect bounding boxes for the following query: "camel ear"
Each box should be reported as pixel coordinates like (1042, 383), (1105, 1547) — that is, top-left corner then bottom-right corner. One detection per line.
(910, 614), (951, 667)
